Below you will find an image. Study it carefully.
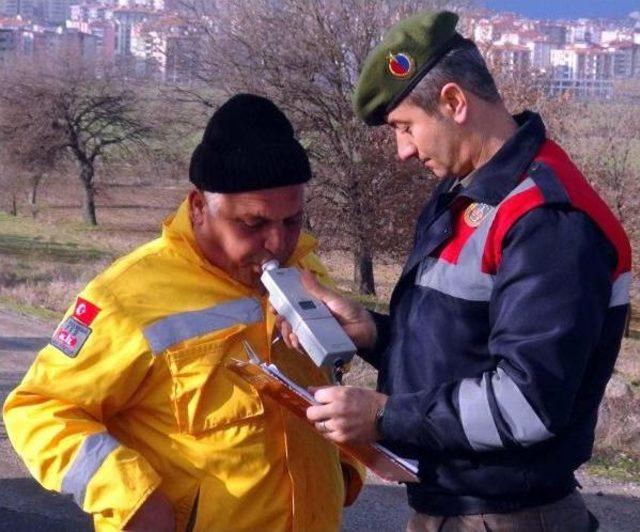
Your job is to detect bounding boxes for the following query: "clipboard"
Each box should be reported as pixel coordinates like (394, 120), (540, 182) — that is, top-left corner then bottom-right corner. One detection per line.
(226, 342), (420, 483)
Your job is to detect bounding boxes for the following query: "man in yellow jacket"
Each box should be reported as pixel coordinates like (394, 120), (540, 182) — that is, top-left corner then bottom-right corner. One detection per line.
(3, 94), (364, 531)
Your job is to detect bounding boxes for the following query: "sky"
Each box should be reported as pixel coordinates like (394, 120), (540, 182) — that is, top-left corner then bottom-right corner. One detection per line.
(483, 0), (639, 20)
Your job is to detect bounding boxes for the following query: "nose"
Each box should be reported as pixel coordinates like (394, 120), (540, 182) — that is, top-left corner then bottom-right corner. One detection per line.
(264, 222), (287, 257)
(396, 133), (417, 161)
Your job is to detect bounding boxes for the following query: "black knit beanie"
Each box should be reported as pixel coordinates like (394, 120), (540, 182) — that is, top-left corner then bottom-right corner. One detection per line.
(189, 94), (312, 193)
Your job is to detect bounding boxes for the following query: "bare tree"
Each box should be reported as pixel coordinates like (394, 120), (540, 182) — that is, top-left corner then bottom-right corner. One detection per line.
(565, 103), (640, 301)
(0, 51), (150, 225)
(0, 151), (21, 216)
(568, 104), (640, 226)
(474, 38), (581, 148)
(174, 0), (469, 294)
(0, 105), (61, 218)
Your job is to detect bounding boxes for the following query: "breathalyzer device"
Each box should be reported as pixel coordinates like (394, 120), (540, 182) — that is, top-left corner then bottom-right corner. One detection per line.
(260, 260), (356, 383)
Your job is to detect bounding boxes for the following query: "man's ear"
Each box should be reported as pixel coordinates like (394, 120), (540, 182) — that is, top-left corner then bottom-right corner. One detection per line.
(188, 189), (205, 225)
(438, 82), (468, 125)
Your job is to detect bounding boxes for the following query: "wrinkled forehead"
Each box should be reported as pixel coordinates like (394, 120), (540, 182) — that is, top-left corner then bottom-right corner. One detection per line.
(210, 185), (305, 219)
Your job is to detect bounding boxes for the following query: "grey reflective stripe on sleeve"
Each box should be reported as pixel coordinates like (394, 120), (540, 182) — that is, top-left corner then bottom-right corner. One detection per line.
(610, 271), (631, 308)
(492, 367), (553, 446)
(61, 432), (120, 508)
(144, 297), (263, 355)
(458, 374), (503, 451)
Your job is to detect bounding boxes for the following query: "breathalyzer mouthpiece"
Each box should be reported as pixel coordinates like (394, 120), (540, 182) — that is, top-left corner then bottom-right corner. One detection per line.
(261, 259), (280, 272)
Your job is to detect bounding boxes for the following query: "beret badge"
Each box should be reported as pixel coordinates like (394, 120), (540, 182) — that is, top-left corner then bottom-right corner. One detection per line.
(387, 52), (414, 78)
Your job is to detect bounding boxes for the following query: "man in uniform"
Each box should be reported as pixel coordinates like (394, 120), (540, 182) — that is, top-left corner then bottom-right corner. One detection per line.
(283, 11), (630, 532)
(3, 94), (363, 531)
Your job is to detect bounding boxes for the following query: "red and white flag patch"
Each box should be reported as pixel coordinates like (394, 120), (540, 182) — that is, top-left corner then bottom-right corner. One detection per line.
(51, 317), (92, 358)
(73, 297), (101, 326)
(50, 297), (99, 357)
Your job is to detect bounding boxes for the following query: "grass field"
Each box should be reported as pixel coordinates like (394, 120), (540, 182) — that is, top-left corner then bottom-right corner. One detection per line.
(0, 177), (188, 314)
(0, 211), (111, 316)
(1, 174), (640, 481)
(0, 176), (402, 312)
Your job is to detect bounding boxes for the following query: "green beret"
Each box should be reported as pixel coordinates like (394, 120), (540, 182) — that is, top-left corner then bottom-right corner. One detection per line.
(353, 11), (464, 126)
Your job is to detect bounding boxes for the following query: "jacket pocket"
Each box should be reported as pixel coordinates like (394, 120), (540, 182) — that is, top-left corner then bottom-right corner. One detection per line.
(166, 326), (264, 435)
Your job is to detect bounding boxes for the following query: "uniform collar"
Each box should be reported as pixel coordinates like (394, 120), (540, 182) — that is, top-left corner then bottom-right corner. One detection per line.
(162, 198), (206, 267)
(458, 111), (546, 206)
(161, 198), (318, 287)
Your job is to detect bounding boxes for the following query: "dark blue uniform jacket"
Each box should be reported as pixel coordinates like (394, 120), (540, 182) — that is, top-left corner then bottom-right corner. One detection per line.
(363, 112), (631, 515)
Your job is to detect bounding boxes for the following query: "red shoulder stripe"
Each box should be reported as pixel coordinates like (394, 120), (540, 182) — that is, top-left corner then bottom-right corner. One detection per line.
(481, 185), (545, 274)
(534, 140), (631, 277)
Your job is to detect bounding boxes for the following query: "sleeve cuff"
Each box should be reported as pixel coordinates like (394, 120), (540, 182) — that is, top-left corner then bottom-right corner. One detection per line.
(358, 311), (391, 370)
(381, 392), (442, 451)
(84, 444), (162, 529)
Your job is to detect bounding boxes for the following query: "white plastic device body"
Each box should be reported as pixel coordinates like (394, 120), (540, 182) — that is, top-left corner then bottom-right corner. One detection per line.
(260, 260), (356, 381)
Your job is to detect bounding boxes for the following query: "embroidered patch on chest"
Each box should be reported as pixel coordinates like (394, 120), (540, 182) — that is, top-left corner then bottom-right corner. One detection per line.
(463, 202), (493, 228)
(51, 316), (92, 358)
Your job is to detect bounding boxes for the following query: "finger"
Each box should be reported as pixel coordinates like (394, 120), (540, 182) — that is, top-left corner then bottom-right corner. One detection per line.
(276, 318), (303, 352)
(306, 404), (335, 422)
(289, 331), (300, 351)
(308, 385), (332, 403)
(313, 385), (342, 404)
(279, 319), (293, 348)
(307, 385), (331, 394)
(300, 269), (336, 302)
(314, 420), (331, 433)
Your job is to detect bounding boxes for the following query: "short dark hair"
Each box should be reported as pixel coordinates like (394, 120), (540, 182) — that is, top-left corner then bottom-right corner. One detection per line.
(407, 40), (501, 114)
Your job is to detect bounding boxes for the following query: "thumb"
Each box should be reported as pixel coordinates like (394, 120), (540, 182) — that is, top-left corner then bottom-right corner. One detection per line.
(300, 269), (336, 303)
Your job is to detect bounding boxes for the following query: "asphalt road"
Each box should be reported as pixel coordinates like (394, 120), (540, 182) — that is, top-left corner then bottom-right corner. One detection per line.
(0, 309), (93, 531)
(1, 306), (639, 531)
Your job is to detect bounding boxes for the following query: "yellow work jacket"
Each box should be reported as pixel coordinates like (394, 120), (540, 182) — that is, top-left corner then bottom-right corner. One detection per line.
(3, 199), (364, 531)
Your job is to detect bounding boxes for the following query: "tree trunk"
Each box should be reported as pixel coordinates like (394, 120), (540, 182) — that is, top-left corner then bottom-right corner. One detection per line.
(348, 165), (376, 296)
(80, 164), (98, 226)
(27, 173), (42, 218)
(353, 241), (375, 296)
(624, 303), (631, 338)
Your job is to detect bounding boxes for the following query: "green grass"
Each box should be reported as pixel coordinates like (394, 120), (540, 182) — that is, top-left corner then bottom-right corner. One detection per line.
(0, 233), (109, 262)
(0, 211), (116, 315)
(0, 211), (113, 262)
(587, 450), (640, 484)
(0, 295), (59, 321)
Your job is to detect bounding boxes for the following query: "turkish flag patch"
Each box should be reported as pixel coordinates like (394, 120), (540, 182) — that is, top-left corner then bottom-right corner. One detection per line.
(73, 297), (101, 326)
(51, 317), (92, 358)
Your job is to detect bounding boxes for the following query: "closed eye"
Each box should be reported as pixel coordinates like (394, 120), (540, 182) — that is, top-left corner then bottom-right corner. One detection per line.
(391, 121), (411, 135)
(284, 213), (303, 227)
(237, 218), (267, 230)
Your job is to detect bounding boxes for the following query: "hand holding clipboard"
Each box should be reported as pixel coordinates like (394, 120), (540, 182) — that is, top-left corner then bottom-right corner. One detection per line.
(226, 341), (419, 484)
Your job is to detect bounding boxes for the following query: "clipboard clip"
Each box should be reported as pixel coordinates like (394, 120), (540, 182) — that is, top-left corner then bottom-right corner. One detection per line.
(242, 340), (264, 365)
